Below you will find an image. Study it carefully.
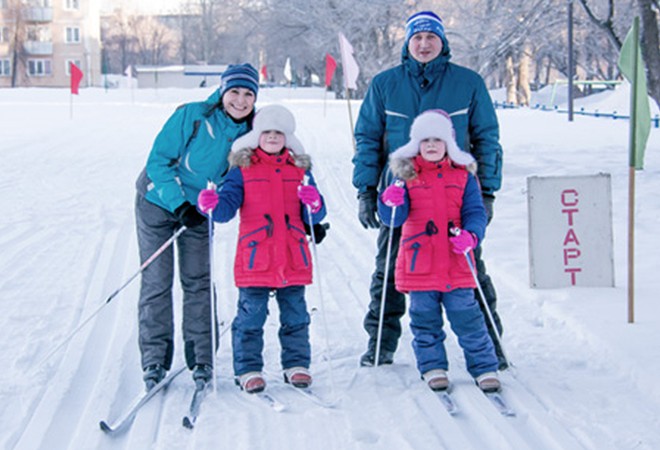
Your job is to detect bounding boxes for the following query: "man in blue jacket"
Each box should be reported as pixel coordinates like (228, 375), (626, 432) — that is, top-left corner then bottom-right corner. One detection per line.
(352, 11), (506, 369)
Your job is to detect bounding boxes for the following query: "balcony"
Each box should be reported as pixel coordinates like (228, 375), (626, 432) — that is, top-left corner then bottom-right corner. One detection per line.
(23, 40), (53, 55)
(23, 7), (53, 22)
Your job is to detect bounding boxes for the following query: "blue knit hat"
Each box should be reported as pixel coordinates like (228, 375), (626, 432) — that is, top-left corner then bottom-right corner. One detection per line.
(220, 63), (259, 98)
(405, 11), (445, 43)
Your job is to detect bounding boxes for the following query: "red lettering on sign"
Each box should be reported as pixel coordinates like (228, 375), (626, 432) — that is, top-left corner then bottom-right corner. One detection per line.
(561, 208), (579, 226)
(563, 228), (580, 246)
(561, 188), (581, 285)
(561, 189), (579, 206)
(565, 268), (582, 285)
(563, 248), (581, 265)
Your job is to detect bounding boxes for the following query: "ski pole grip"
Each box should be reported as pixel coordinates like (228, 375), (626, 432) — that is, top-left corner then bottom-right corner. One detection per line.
(206, 180), (217, 214)
(448, 221), (461, 237)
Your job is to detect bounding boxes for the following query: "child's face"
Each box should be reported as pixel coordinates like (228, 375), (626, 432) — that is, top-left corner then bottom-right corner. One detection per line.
(259, 130), (286, 154)
(420, 138), (447, 162)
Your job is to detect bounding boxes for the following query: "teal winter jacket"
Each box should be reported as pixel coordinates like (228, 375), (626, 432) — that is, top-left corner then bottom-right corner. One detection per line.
(352, 37), (502, 196)
(143, 90), (251, 212)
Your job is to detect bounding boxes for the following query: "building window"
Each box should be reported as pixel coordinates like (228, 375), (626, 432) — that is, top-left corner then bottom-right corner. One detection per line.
(0, 27), (10, 43)
(27, 25), (51, 42)
(1, 59), (10, 77)
(65, 59), (81, 75)
(28, 59), (51, 76)
(65, 0), (79, 9)
(65, 27), (80, 43)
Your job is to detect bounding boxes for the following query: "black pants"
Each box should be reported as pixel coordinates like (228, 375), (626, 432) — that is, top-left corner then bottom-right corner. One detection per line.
(363, 225), (504, 358)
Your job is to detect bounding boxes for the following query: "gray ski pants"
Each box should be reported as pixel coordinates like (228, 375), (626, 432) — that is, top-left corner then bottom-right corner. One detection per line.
(135, 193), (213, 371)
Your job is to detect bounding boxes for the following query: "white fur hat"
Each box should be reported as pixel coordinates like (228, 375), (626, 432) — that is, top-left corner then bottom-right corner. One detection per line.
(231, 104), (305, 154)
(389, 109), (475, 166)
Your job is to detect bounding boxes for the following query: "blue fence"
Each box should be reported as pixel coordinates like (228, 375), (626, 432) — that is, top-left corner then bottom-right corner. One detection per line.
(492, 100), (660, 128)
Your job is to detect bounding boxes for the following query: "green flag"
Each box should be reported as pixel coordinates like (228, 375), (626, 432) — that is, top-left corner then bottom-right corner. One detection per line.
(618, 17), (651, 170)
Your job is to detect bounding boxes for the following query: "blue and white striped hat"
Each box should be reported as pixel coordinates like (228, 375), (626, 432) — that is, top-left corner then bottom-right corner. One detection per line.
(405, 11), (445, 43)
(220, 63), (259, 98)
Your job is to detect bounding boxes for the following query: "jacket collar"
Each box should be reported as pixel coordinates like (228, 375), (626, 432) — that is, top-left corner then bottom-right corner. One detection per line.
(414, 154), (451, 172)
(253, 147), (293, 166)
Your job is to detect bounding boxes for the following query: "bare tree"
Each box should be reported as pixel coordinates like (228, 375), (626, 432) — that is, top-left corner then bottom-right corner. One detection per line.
(638, 0), (660, 108)
(96, 0), (658, 105)
(4, 0), (28, 87)
(101, 8), (139, 73)
(133, 15), (177, 65)
(576, 0), (622, 47)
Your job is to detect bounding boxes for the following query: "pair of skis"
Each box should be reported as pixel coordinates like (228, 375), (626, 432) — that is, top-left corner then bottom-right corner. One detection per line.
(100, 373), (335, 434)
(99, 365), (186, 434)
(99, 366), (215, 433)
(434, 387), (515, 417)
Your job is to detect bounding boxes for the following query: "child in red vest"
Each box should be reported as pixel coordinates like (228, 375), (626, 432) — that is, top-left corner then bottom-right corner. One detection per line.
(197, 105), (326, 393)
(378, 109), (500, 392)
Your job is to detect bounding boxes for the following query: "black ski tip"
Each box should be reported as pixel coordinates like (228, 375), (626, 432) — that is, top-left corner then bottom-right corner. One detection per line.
(182, 417), (194, 429)
(99, 420), (113, 433)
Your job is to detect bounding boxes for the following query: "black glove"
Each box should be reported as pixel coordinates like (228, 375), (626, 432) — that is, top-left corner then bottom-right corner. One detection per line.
(358, 189), (380, 229)
(304, 222), (329, 244)
(174, 201), (206, 228)
(482, 194), (495, 224)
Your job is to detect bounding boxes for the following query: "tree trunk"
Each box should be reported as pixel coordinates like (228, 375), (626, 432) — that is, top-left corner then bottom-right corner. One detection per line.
(638, 0), (660, 110)
(505, 53), (517, 104)
(517, 44), (532, 106)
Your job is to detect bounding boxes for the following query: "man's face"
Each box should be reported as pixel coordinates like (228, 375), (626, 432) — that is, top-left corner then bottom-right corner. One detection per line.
(408, 32), (443, 64)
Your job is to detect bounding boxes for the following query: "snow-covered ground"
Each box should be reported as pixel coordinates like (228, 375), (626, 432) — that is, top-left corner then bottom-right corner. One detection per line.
(1, 84), (659, 450)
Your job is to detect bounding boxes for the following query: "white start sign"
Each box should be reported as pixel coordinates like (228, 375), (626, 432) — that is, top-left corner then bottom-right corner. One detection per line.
(527, 174), (615, 288)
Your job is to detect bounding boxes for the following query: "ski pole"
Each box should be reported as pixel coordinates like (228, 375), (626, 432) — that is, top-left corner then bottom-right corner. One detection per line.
(448, 223), (512, 369)
(374, 180), (404, 368)
(39, 226), (187, 367)
(301, 176), (337, 398)
(206, 181), (218, 394)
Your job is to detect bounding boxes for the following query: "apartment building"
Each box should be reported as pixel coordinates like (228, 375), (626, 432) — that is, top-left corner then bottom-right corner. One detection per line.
(0, 0), (101, 88)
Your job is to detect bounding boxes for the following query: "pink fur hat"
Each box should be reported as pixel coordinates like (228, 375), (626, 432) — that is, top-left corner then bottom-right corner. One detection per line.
(389, 109), (475, 166)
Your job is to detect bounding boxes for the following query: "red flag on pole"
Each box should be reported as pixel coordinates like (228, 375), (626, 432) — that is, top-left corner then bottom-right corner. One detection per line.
(325, 53), (337, 88)
(260, 65), (268, 84)
(70, 62), (83, 95)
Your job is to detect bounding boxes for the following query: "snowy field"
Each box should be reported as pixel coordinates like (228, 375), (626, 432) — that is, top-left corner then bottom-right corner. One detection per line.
(1, 84), (659, 449)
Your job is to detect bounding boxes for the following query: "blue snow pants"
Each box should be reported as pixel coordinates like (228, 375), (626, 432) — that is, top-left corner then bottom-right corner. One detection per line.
(232, 285), (311, 376)
(409, 289), (498, 378)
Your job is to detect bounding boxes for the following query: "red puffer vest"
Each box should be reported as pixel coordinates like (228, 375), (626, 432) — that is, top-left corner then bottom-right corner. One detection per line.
(395, 156), (476, 293)
(234, 148), (312, 288)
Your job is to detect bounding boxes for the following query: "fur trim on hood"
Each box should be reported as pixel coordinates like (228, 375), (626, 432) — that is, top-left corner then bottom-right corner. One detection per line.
(229, 147), (312, 170)
(390, 155), (476, 181)
(389, 109), (476, 169)
(231, 104), (305, 155)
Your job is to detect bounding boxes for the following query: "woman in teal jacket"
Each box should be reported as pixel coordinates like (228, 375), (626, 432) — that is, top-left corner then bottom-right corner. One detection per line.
(351, 11), (506, 369)
(135, 64), (259, 391)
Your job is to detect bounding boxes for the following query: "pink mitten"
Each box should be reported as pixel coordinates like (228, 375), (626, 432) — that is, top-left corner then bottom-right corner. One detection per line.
(449, 229), (477, 254)
(298, 185), (322, 213)
(197, 189), (219, 212)
(381, 184), (405, 207)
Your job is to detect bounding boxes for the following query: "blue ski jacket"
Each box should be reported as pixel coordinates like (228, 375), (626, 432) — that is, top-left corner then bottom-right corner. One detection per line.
(143, 89), (252, 213)
(352, 35), (502, 196)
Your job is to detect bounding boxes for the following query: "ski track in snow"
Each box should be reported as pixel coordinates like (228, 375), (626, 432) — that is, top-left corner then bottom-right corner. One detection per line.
(2, 88), (660, 449)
